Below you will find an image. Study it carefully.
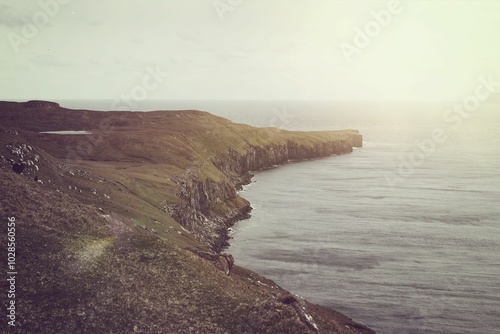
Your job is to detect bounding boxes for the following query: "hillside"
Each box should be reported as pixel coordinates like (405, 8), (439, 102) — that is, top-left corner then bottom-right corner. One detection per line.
(0, 101), (372, 334)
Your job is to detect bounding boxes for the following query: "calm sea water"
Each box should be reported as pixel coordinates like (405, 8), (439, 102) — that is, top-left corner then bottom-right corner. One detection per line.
(59, 100), (500, 333)
(219, 101), (500, 334)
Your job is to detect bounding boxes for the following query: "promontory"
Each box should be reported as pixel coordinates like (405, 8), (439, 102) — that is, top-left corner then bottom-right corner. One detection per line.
(0, 101), (373, 334)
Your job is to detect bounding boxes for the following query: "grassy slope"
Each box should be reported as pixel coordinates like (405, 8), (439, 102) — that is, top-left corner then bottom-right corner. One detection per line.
(0, 169), (295, 333)
(0, 102), (373, 334)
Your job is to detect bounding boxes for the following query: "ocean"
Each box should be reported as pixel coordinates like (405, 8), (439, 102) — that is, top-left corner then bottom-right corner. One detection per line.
(58, 100), (500, 333)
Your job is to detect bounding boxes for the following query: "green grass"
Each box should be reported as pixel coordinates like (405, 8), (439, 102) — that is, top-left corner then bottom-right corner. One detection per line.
(0, 101), (372, 334)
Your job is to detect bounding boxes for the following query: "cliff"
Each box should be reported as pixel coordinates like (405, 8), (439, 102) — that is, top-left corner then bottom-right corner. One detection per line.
(0, 101), (372, 334)
(171, 135), (362, 252)
(24, 100), (60, 108)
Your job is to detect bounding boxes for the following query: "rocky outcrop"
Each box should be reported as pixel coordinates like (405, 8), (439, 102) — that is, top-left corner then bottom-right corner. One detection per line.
(12, 162), (24, 174)
(186, 247), (235, 275)
(166, 177), (252, 252)
(170, 133), (362, 253)
(350, 133), (363, 147)
(24, 100), (60, 108)
(214, 138), (357, 184)
(3, 142), (41, 177)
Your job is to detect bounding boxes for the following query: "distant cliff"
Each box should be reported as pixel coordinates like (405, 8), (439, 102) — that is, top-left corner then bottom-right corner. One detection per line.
(24, 100), (60, 108)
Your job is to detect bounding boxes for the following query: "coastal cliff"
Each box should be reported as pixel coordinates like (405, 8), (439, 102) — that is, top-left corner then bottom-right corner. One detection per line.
(0, 101), (373, 334)
(170, 135), (362, 252)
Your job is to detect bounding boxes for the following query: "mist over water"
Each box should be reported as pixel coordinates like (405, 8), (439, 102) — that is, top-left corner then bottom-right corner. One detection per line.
(60, 100), (500, 333)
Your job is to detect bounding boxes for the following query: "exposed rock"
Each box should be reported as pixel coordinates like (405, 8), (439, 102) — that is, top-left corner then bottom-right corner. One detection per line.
(186, 247), (235, 275)
(171, 136), (361, 253)
(278, 294), (299, 305)
(12, 162), (25, 174)
(24, 100), (60, 108)
(218, 253), (234, 275)
(167, 177), (252, 252)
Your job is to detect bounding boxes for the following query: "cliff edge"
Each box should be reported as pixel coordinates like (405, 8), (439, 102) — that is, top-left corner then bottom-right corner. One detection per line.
(0, 101), (372, 334)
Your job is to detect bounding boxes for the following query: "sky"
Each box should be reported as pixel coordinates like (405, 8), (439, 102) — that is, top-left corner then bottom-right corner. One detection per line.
(1, 0), (500, 102)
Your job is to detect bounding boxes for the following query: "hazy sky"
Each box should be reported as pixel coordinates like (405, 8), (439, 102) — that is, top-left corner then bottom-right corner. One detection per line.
(1, 0), (500, 101)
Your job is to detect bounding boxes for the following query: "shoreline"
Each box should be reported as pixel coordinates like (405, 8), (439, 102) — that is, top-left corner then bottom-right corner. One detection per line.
(0, 101), (375, 333)
(170, 129), (363, 253)
(220, 151), (356, 253)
